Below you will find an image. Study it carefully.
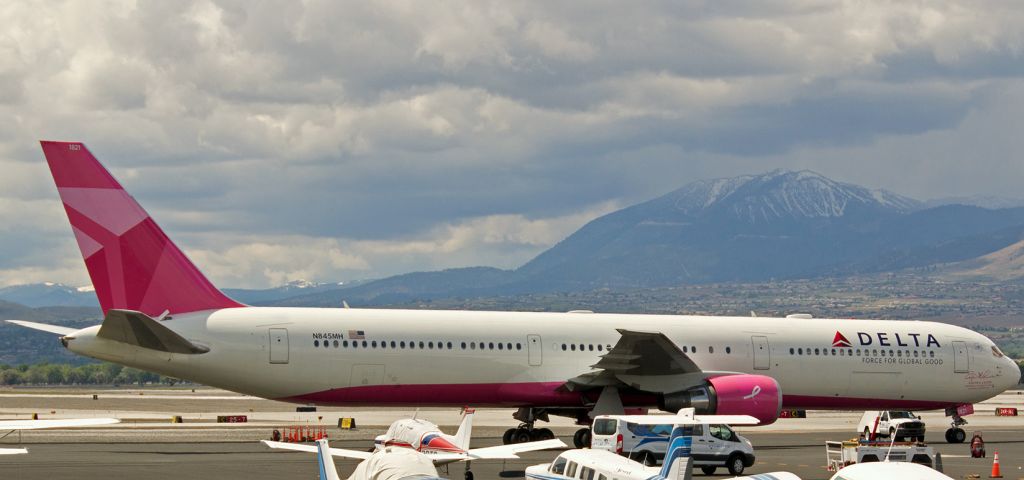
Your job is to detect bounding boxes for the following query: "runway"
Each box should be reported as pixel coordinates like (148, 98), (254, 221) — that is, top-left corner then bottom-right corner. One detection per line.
(3, 387), (1024, 479)
(5, 430), (1024, 480)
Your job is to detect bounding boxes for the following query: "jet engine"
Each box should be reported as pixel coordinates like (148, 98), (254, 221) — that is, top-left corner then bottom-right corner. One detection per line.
(658, 374), (782, 425)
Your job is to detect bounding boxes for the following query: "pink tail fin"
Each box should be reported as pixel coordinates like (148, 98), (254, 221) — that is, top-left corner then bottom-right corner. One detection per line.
(39, 141), (244, 316)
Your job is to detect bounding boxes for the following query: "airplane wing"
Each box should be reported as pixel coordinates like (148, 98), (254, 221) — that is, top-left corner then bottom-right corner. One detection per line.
(0, 448), (28, 455)
(0, 418), (120, 430)
(569, 329), (739, 393)
(314, 439), (342, 480)
(608, 408), (759, 426)
(4, 320), (78, 336)
(262, 440), (373, 460)
(466, 438), (567, 459)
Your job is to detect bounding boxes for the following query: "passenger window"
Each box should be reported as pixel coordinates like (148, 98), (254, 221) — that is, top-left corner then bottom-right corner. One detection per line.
(550, 456), (567, 474)
(709, 346), (714, 354)
(581, 467), (595, 480)
(566, 461), (577, 477)
(562, 344), (567, 351)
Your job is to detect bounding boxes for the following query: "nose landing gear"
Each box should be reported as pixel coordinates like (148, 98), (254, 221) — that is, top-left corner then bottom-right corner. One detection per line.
(944, 414), (967, 444)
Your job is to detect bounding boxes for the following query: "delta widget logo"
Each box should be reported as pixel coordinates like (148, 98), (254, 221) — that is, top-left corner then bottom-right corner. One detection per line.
(832, 332), (852, 348)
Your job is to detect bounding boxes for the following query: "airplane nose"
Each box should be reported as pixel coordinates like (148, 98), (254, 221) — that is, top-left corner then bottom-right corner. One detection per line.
(1004, 357), (1020, 390)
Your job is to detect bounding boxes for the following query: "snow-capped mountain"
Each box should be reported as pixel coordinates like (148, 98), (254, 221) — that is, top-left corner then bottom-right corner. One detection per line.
(664, 169), (921, 222)
(0, 283), (100, 308)
(516, 169), (1024, 290)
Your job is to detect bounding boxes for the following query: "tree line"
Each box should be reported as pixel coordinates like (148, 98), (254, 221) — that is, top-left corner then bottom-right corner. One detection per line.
(0, 362), (184, 386)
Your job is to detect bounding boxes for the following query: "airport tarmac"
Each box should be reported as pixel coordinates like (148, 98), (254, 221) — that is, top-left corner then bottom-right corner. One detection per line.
(3, 387), (1024, 479)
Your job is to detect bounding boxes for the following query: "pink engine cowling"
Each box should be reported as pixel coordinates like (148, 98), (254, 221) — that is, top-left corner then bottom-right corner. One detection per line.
(706, 374), (782, 425)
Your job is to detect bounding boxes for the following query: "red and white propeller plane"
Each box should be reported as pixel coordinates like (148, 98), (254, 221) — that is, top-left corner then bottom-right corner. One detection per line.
(265, 408), (564, 479)
(8, 141), (1019, 450)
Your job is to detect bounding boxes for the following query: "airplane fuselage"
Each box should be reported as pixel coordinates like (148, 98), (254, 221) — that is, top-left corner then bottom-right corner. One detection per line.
(64, 307), (1018, 411)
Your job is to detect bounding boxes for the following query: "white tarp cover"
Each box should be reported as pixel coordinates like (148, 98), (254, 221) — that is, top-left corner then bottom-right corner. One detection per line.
(348, 446), (441, 480)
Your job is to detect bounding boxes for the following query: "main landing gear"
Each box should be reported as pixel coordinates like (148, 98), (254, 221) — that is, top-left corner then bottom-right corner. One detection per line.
(500, 407), (560, 445)
(572, 428), (592, 448)
(945, 414), (967, 444)
(463, 461), (474, 480)
(501, 424), (556, 444)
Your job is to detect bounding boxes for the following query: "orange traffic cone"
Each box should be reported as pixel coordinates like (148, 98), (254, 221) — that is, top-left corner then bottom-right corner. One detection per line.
(990, 450), (1003, 478)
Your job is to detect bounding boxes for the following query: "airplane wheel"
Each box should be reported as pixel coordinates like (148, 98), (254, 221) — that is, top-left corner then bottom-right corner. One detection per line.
(701, 466), (716, 475)
(951, 428), (966, 443)
(572, 428), (591, 448)
(944, 428), (953, 443)
(464, 471), (474, 480)
(513, 429), (532, 444)
(533, 428), (555, 441)
(502, 428), (516, 445)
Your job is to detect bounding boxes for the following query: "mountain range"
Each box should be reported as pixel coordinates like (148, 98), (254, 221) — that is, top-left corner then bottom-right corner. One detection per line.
(5, 169), (1024, 309)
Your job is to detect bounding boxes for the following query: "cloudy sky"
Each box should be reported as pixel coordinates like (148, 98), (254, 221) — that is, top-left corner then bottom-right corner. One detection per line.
(2, 1), (1023, 288)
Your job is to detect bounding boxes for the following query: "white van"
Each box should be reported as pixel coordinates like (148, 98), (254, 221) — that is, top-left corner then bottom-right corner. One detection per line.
(590, 416), (756, 476)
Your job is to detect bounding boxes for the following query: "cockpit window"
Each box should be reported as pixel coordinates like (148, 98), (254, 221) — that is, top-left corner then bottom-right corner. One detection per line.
(550, 456), (567, 474)
(992, 345), (1005, 358)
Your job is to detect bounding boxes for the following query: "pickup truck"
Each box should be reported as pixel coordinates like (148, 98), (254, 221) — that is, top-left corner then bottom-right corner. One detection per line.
(858, 410), (926, 442)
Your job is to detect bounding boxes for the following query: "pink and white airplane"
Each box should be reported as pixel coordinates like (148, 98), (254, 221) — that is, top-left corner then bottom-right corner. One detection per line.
(8, 141), (1019, 449)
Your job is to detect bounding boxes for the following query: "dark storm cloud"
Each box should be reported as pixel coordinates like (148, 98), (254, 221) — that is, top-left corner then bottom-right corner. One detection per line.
(1, 0), (1023, 287)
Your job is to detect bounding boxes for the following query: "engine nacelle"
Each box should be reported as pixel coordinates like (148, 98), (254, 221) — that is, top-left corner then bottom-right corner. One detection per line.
(658, 374), (782, 425)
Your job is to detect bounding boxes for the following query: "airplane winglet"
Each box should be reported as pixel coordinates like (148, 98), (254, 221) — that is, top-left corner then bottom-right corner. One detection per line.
(5, 320), (78, 336)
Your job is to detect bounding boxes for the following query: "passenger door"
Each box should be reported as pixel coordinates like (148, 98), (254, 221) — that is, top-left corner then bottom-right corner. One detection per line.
(269, 328), (289, 364)
(528, 334), (543, 366)
(953, 341), (969, 373)
(752, 336), (770, 370)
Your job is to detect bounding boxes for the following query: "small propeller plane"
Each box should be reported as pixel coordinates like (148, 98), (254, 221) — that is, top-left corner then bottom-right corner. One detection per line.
(0, 418), (120, 455)
(292, 438), (445, 480)
(526, 409), (800, 480)
(265, 408), (565, 480)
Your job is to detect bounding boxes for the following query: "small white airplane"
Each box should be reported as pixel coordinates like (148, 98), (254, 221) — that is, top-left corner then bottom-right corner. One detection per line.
(830, 461), (952, 480)
(375, 408), (563, 457)
(299, 437), (446, 480)
(265, 408), (564, 479)
(526, 409), (800, 480)
(0, 418), (120, 454)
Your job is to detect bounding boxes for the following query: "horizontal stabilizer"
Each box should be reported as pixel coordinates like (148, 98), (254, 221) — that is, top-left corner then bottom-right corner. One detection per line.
(4, 320), (77, 336)
(98, 310), (209, 354)
(0, 447), (28, 455)
(262, 440), (372, 460)
(0, 418), (119, 431)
